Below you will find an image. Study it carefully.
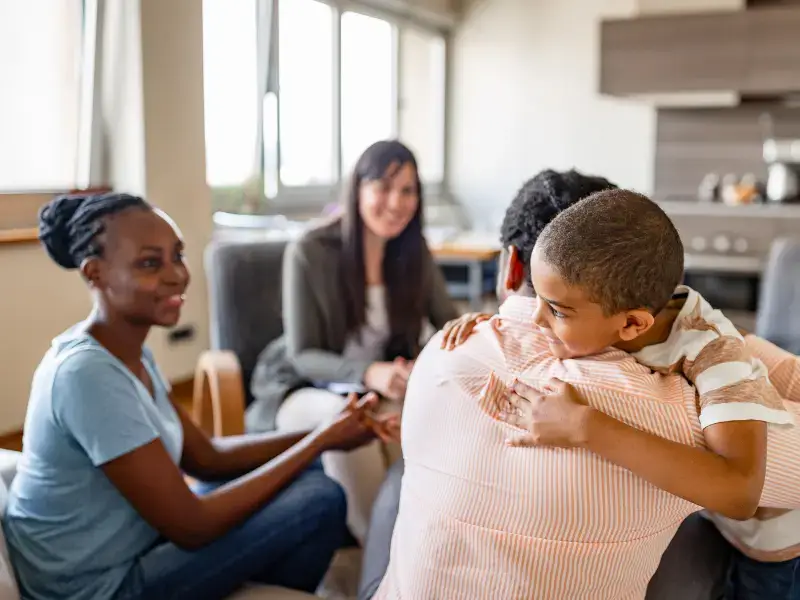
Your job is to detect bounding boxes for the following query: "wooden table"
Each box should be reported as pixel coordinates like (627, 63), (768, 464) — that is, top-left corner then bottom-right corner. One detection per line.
(430, 244), (501, 310)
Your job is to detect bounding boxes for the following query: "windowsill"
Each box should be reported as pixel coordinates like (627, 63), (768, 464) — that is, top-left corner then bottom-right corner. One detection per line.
(0, 228), (39, 246)
(0, 188), (112, 243)
(209, 182), (451, 218)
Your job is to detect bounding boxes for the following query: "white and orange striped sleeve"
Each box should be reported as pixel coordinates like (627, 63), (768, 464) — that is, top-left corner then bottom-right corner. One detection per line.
(634, 290), (794, 430)
(745, 334), (800, 403)
(683, 333), (792, 429)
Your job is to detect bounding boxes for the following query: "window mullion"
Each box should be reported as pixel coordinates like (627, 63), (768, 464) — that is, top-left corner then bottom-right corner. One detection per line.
(273, 0), (284, 198)
(391, 24), (400, 139)
(441, 33), (450, 191)
(332, 8), (342, 182)
(255, 0), (267, 182)
(75, 0), (104, 189)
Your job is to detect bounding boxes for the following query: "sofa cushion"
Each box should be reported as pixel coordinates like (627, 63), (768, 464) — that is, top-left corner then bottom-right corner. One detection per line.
(0, 456), (21, 600)
(0, 451), (19, 494)
(205, 237), (289, 404)
(757, 237), (800, 354)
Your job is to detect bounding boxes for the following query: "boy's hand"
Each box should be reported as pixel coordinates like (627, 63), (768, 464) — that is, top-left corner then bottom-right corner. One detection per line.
(441, 313), (491, 350)
(501, 378), (594, 449)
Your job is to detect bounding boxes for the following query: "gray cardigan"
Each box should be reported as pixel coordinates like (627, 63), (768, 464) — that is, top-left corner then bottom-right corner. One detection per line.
(246, 218), (459, 432)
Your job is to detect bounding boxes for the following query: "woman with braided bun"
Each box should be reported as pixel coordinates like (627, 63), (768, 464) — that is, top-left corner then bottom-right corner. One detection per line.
(2, 193), (382, 600)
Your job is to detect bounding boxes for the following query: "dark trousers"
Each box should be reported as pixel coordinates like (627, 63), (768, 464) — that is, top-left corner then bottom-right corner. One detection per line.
(358, 458), (404, 600)
(646, 513), (732, 600)
(116, 462), (348, 600)
(725, 550), (800, 600)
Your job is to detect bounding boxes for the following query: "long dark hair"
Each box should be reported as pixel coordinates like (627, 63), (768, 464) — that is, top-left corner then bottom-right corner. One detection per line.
(340, 140), (428, 359)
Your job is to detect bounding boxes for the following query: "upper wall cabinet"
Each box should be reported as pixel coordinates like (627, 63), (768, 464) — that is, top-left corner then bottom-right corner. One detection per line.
(600, 12), (747, 97)
(743, 7), (800, 93)
(600, 7), (800, 100)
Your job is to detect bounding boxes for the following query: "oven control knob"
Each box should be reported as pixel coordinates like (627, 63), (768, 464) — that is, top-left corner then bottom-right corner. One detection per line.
(733, 238), (749, 254)
(690, 236), (707, 252)
(712, 235), (731, 253)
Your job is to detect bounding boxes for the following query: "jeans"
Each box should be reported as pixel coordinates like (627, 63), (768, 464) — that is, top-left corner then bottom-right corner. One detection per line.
(725, 551), (800, 600)
(115, 461), (348, 600)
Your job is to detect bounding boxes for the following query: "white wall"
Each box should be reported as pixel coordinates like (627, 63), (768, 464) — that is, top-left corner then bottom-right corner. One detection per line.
(0, 248), (91, 429)
(448, 0), (656, 226)
(138, 0), (213, 374)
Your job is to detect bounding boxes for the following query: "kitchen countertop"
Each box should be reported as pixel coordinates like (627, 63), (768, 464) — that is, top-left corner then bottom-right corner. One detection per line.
(657, 199), (800, 218)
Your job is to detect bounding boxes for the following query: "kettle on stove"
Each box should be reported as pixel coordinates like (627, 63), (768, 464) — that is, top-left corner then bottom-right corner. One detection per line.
(763, 139), (800, 203)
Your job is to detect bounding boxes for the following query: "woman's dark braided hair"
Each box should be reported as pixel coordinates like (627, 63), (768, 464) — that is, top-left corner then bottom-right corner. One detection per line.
(38, 193), (150, 270)
(499, 169), (618, 285)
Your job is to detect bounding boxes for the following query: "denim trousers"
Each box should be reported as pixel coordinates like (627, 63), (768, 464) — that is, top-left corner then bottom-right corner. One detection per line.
(725, 550), (800, 600)
(115, 461), (348, 600)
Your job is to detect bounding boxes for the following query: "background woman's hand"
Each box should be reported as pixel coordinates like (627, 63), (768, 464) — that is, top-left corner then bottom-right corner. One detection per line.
(313, 393), (378, 451)
(441, 313), (491, 350)
(501, 378), (594, 448)
(364, 360), (412, 402)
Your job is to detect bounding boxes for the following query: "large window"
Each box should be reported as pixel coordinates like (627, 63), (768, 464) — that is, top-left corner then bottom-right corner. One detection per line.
(399, 28), (446, 184)
(278, 0), (335, 186)
(202, 0), (259, 188)
(202, 0), (448, 212)
(340, 12), (395, 175)
(0, 0), (83, 191)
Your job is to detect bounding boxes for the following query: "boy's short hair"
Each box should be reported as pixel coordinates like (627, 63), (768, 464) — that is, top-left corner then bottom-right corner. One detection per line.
(500, 169), (618, 285)
(536, 189), (684, 315)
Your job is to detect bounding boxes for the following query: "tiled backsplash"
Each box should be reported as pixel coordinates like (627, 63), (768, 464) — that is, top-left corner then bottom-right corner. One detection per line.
(654, 103), (800, 201)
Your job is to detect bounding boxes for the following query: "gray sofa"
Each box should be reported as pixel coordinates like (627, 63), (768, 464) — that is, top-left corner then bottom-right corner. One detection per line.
(194, 234), (290, 437)
(757, 237), (800, 353)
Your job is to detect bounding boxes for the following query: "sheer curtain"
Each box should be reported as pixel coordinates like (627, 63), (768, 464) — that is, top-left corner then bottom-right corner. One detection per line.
(0, 0), (83, 191)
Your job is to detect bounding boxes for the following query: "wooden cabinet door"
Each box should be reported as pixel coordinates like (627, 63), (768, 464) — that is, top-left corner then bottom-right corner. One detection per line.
(743, 7), (800, 93)
(600, 12), (747, 96)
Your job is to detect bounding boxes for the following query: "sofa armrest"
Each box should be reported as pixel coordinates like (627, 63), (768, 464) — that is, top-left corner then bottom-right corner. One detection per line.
(193, 351), (246, 437)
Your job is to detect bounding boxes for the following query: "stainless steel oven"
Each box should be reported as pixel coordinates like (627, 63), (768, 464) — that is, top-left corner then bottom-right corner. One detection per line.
(682, 268), (759, 332)
(662, 207), (800, 334)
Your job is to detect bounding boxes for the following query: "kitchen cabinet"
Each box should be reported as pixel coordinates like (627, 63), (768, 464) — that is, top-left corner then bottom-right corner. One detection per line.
(600, 6), (800, 98)
(636, 0), (744, 15)
(743, 7), (800, 93)
(600, 12), (747, 97)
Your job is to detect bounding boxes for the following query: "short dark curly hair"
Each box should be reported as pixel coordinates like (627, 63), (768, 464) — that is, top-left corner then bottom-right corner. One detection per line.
(500, 169), (618, 284)
(537, 188), (684, 315)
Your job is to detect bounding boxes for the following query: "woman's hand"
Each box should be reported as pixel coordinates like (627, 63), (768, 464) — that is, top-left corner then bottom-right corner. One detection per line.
(313, 393), (379, 451)
(364, 360), (412, 402)
(500, 378), (594, 448)
(364, 412), (402, 444)
(440, 313), (491, 350)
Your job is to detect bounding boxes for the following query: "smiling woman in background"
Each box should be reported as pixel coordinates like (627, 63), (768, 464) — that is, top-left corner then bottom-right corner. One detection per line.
(249, 140), (459, 542)
(3, 193), (378, 600)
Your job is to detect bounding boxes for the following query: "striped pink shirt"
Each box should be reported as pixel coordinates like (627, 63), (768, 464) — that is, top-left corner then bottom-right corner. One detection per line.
(375, 296), (703, 600)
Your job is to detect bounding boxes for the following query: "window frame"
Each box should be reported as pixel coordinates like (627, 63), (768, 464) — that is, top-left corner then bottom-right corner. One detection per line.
(245, 0), (450, 212)
(0, 0), (105, 236)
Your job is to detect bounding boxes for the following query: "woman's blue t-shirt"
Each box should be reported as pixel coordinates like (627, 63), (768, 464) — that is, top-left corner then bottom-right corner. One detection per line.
(2, 326), (183, 600)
